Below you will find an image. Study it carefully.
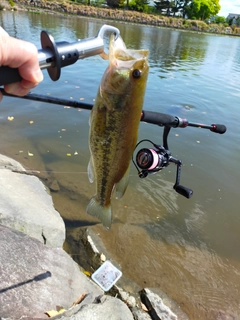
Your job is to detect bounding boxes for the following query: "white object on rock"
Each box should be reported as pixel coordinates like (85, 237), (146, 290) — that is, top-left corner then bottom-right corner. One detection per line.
(92, 260), (122, 291)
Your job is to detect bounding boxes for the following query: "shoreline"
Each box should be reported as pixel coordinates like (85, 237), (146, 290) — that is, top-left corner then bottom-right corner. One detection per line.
(3, 0), (240, 37)
(0, 153), (190, 319)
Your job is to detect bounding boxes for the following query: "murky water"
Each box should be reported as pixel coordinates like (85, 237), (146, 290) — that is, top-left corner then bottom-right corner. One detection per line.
(1, 10), (240, 319)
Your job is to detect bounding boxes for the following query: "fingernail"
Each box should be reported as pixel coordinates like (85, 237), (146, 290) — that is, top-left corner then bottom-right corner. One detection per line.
(34, 69), (44, 83)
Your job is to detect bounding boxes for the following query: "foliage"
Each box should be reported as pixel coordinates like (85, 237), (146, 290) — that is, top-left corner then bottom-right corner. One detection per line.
(107, 0), (124, 7)
(153, 0), (220, 18)
(129, 0), (149, 12)
(214, 15), (226, 24)
(8, 0), (15, 7)
(144, 5), (157, 13)
(186, 0), (220, 20)
(70, 0), (86, 4)
(0, 4), (5, 10)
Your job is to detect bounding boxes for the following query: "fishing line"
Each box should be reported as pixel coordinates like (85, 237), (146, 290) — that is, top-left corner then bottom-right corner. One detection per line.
(0, 168), (88, 174)
(29, 171), (88, 174)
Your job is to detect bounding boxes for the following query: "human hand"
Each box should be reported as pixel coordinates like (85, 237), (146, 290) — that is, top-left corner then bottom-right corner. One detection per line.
(0, 27), (43, 101)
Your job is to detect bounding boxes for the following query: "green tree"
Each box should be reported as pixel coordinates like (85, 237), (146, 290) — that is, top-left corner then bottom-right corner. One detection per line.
(107, 0), (124, 7)
(186, 0), (220, 20)
(214, 15), (226, 24)
(129, 0), (150, 12)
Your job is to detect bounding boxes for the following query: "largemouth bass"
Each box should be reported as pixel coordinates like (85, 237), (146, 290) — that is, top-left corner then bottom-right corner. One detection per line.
(87, 34), (149, 229)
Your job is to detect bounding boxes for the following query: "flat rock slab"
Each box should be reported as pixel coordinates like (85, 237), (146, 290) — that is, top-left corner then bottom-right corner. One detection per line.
(0, 154), (65, 248)
(0, 225), (104, 320)
(140, 288), (189, 320)
(56, 295), (134, 320)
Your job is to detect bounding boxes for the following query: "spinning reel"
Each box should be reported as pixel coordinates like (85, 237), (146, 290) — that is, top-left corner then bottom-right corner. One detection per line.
(132, 111), (227, 199)
(132, 139), (193, 199)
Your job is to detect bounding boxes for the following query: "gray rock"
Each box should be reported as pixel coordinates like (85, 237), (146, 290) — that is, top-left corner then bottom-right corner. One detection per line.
(58, 295), (134, 320)
(116, 287), (137, 308)
(0, 225), (103, 320)
(0, 154), (25, 171)
(0, 154), (65, 248)
(131, 308), (152, 320)
(140, 288), (189, 320)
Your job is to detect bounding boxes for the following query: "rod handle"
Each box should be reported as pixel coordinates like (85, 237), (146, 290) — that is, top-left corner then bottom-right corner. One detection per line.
(141, 110), (177, 126)
(0, 66), (22, 86)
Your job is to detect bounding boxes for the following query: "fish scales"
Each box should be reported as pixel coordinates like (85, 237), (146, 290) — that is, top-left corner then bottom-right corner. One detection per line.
(87, 35), (149, 229)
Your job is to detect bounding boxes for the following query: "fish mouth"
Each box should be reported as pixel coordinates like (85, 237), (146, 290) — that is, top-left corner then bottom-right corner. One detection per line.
(110, 35), (149, 69)
(100, 35), (149, 95)
(115, 48), (149, 61)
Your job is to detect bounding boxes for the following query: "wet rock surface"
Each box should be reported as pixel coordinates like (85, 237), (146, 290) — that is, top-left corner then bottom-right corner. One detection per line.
(50, 179), (60, 192)
(140, 288), (189, 320)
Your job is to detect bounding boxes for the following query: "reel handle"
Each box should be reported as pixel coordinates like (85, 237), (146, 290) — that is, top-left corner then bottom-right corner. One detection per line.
(174, 185), (193, 199)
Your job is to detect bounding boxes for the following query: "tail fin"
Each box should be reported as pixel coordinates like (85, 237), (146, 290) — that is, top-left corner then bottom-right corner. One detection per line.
(86, 195), (112, 230)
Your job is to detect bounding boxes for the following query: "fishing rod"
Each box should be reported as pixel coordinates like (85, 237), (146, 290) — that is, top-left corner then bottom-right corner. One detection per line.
(0, 23), (227, 199)
(0, 89), (227, 199)
(0, 88), (228, 135)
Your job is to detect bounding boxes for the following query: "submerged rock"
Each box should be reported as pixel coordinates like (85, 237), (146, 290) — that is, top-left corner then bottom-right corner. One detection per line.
(49, 179), (60, 192)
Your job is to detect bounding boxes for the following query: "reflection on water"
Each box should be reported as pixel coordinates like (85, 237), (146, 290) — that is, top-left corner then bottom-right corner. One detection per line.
(1, 11), (240, 319)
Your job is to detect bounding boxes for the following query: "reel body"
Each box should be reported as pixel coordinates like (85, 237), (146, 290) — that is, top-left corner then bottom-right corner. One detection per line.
(133, 139), (193, 199)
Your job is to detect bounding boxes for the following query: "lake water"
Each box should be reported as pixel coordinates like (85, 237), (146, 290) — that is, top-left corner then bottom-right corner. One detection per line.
(1, 10), (240, 319)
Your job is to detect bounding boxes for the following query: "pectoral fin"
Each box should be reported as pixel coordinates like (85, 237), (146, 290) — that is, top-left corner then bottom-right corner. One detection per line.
(115, 166), (130, 199)
(88, 157), (95, 183)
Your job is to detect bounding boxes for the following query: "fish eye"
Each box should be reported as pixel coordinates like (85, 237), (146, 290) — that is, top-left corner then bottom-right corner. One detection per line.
(132, 69), (141, 79)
